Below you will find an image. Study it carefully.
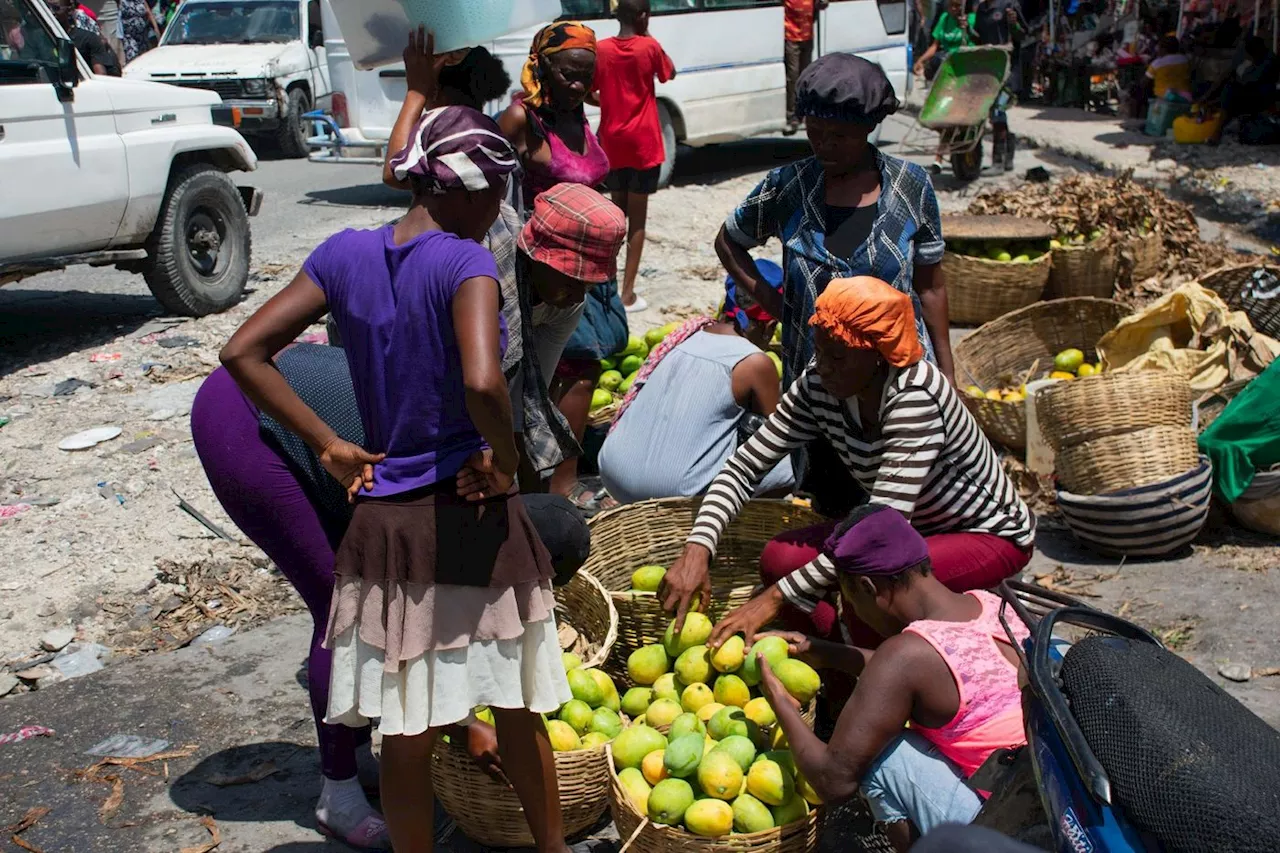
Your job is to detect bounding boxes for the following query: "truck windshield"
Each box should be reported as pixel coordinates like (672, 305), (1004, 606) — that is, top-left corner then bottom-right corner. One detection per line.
(162, 0), (299, 45)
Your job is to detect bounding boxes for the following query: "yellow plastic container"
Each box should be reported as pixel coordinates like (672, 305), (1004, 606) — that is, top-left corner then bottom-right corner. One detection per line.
(1172, 110), (1224, 144)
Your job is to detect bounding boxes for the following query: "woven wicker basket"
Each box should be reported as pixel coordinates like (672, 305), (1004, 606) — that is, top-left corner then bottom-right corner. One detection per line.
(1035, 371), (1193, 452)
(1126, 230), (1163, 281)
(943, 251), (1053, 326)
(432, 735), (611, 847)
(1198, 262), (1280, 339)
(1048, 239), (1117, 299)
(607, 745), (822, 853)
(953, 297), (1128, 451)
(1054, 425), (1201, 496)
(557, 570), (620, 670)
(583, 498), (825, 677)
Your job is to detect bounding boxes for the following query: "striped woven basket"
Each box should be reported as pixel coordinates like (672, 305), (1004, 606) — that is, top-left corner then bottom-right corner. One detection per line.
(1056, 457), (1213, 558)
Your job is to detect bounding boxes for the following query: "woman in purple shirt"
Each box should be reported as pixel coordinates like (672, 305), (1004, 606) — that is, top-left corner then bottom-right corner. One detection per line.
(220, 106), (572, 853)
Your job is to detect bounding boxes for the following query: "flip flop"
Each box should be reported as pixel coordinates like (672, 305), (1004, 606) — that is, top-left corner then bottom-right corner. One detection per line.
(317, 813), (391, 850)
(624, 295), (649, 313)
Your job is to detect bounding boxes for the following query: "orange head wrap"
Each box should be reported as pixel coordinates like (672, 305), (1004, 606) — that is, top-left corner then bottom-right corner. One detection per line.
(520, 21), (597, 110)
(809, 277), (924, 367)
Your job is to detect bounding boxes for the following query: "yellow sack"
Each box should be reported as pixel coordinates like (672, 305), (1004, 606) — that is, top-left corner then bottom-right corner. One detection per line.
(1097, 282), (1280, 393)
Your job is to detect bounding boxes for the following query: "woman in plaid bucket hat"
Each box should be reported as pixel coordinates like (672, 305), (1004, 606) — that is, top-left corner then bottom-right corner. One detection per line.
(219, 103), (581, 853)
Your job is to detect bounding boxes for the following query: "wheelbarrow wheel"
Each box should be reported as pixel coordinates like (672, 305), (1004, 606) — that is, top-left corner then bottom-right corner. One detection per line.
(951, 144), (984, 182)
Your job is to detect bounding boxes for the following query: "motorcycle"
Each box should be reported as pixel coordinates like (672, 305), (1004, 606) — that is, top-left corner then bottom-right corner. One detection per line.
(970, 580), (1280, 852)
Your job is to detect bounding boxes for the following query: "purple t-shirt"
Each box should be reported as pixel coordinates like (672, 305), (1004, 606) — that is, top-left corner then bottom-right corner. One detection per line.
(304, 225), (505, 497)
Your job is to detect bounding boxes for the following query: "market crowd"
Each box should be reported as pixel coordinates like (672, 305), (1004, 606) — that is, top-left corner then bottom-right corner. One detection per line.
(196, 1), (1040, 851)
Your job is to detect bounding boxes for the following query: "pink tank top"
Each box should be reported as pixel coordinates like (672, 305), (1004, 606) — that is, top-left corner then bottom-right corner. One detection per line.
(903, 590), (1029, 778)
(520, 99), (611, 201)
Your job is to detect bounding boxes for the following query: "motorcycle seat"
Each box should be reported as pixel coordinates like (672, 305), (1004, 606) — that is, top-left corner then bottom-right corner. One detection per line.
(1060, 636), (1280, 852)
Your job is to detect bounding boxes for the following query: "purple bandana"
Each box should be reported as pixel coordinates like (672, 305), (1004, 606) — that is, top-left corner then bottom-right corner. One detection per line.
(822, 505), (930, 576)
(389, 105), (517, 194)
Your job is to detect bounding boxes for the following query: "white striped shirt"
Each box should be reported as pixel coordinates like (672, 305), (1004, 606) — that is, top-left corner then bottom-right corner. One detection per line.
(686, 360), (1036, 613)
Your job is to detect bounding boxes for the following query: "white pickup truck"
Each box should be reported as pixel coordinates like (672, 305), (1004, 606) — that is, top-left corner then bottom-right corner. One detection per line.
(124, 0), (332, 158)
(0, 0), (262, 317)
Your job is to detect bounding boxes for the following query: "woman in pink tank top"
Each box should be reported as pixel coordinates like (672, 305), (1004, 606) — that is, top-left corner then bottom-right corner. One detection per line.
(753, 504), (1030, 852)
(498, 21), (611, 211)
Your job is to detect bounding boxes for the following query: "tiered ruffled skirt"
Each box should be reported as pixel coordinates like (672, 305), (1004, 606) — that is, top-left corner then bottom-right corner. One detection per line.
(323, 485), (571, 736)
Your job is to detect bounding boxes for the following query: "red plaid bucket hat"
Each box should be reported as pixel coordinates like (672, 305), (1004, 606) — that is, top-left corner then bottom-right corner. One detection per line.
(517, 183), (626, 284)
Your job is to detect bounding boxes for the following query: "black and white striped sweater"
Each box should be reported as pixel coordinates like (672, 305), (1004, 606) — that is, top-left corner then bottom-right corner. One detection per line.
(686, 360), (1036, 613)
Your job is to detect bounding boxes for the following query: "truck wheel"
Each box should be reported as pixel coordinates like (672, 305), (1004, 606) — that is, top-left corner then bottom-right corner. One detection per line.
(143, 165), (251, 317)
(656, 101), (678, 190)
(277, 87), (311, 158)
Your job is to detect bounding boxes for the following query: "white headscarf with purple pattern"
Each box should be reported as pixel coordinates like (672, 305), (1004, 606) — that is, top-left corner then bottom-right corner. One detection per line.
(390, 105), (518, 194)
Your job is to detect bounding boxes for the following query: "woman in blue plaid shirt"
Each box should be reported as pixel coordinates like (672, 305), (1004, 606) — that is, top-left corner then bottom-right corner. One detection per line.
(713, 53), (953, 517)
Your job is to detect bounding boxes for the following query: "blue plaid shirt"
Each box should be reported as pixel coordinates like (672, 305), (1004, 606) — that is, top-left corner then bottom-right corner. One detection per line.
(724, 149), (946, 386)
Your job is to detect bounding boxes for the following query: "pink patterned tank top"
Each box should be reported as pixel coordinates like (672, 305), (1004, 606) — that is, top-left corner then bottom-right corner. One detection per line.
(903, 589), (1030, 778)
(519, 98), (611, 201)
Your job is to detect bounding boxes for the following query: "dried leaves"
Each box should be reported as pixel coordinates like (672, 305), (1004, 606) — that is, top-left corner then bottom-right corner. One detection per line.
(968, 171), (1236, 306)
(6, 807), (50, 853)
(73, 745), (199, 825)
(179, 816), (222, 853)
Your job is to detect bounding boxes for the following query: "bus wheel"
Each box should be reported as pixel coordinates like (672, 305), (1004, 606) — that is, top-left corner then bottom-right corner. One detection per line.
(657, 102), (678, 189)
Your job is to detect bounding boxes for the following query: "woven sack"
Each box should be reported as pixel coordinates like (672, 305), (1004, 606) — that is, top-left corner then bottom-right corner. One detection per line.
(943, 251), (1052, 326)
(582, 498), (824, 678)
(1056, 457), (1212, 557)
(953, 297), (1128, 451)
(1229, 466), (1280, 536)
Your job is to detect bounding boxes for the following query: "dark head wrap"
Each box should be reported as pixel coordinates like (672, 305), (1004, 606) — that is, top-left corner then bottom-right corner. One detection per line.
(389, 105), (517, 194)
(795, 53), (900, 125)
(822, 505), (929, 577)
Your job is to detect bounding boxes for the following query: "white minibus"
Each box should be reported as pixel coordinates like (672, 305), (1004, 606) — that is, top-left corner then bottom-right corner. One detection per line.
(311, 0), (908, 186)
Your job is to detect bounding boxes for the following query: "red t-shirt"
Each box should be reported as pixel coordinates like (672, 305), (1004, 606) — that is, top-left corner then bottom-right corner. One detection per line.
(594, 35), (676, 172)
(785, 0), (816, 42)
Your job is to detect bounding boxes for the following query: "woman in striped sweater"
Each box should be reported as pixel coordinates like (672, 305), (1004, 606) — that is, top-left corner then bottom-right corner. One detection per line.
(658, 276), (1035, 650)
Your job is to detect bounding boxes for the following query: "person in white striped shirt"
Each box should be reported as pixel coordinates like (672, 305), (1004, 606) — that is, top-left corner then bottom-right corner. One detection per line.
(657, 276), (1035, 667)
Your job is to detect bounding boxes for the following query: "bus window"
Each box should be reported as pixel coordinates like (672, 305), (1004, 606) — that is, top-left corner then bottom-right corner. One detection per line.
(560, 0), (607, 17)
(652, 0), (701, 11)
(874, 0), (907, 34)
(702, 0), (778, 9)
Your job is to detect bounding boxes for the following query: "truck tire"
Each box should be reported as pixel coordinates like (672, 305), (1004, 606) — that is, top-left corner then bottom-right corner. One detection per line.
(656, 101), (678, 190)
(143, 165), (251, 317)
(277, 87), (311, 158)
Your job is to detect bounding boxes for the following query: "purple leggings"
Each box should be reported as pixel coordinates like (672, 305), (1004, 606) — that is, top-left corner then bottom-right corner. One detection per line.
(191, 367), (364, 781)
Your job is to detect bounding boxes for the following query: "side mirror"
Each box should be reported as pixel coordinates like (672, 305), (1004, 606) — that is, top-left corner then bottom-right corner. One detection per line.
(53, 36), (78, 101)
(309, 28), (323, 48)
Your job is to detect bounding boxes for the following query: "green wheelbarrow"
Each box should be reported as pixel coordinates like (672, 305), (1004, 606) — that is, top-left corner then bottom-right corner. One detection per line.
(904, 46), (1012, 182)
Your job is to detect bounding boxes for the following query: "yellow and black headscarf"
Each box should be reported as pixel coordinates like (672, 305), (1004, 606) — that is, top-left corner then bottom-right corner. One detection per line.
(520, 21), (597, 109)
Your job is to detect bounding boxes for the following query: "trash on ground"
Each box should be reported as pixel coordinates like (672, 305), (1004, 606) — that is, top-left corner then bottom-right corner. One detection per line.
(156, 335), (200, 349)
(39, 627), (74, 652)
(0, 504), (32, 520)
(98, 774), (125, 822)
(189, 625), (235, 648)
(5, 805), (51, 853)
(89, 353), (123, 363)
(206, 759), (279, 787)
(0, 725), (55, 746)
(52, 378), (95, 397)
(85, 735), (172, 759)
(119, 437), (163, 455)
(51, 644), (111, 680)
(0, 416), (9, 429)
(172, 489), (236, 542)
(1219, 662), (1253, 682)
(58, 426), (123, 452)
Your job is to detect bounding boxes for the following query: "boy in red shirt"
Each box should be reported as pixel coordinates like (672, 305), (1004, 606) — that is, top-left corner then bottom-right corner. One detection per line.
(594, 0), (676, 312)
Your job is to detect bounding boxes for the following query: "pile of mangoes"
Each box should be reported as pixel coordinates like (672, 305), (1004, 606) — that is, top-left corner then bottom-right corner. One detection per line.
(964, 348), (1103, 403)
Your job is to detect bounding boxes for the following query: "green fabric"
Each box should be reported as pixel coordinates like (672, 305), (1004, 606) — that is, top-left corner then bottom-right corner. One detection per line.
(932, 13), (976, 52)
(1198, 359), (1280, 503)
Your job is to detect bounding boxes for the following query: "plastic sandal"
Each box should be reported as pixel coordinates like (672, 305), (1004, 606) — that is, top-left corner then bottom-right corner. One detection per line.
(317, 813), (391, 851)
